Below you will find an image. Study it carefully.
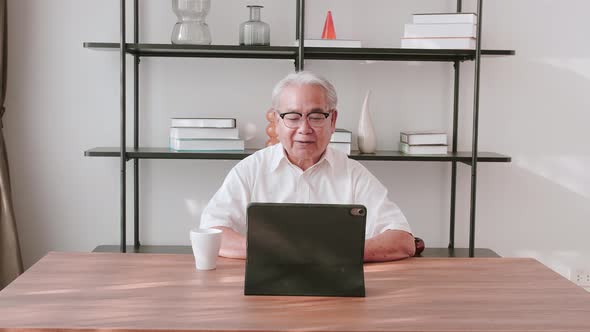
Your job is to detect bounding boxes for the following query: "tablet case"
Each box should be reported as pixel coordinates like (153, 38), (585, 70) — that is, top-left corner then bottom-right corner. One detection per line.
(244, 203), (366, 297)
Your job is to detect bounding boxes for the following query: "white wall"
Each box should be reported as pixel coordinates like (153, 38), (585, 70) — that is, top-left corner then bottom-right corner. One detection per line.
(5, 0), (590, 278)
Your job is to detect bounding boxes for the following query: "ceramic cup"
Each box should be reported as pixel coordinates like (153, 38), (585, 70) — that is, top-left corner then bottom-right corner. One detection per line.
(189, 228), (222, 270)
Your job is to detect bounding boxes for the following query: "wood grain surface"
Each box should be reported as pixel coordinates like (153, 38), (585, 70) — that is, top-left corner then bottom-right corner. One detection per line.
(1, 252), (589, 332)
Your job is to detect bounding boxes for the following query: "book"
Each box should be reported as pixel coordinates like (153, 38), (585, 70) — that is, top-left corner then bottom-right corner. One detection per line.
(328, 142), (351, 155)
(400, 131), (447, 145)
(170, 118), (236, 128)
(413, 13), (477, 24)
(170, 127), (239, 139)
(330, 128), (353, 143)
(170, 138), (245, 151)
(399, 142), (448, 155)
(293, 39), (362, 48)
(404, 23), (477, 38)
(401, 37), (476, 50)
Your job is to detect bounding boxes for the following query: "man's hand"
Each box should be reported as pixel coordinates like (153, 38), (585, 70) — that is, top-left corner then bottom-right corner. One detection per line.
(212, 226), (246, 259)
(364, 230), (415, 262)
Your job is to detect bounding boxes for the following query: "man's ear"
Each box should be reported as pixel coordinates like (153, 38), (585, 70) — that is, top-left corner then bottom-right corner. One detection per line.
(272, 111), (280, 125)
(331, 110), (338, 129)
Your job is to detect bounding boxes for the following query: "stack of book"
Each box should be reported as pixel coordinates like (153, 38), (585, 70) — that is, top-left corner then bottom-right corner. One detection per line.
(399, 131), (448, 155)
(401, 13), (477, 49)
(328, 128), (352, 155)
(169, 118), (244, 151)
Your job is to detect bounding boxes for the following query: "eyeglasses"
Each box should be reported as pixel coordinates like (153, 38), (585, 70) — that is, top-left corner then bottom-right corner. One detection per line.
(277, 111), (332, 129)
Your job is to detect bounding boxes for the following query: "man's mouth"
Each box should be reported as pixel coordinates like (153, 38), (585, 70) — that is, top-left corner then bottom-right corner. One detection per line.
(295, 140), (315, 144)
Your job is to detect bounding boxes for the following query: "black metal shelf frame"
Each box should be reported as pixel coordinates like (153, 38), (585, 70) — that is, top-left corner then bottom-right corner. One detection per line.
(85, 147), (511, 164)
(101, 0), (510, 256)
(83, 42), (514, 62)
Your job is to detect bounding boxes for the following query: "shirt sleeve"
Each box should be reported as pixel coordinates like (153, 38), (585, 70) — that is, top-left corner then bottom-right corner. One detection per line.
(352, 164), (412, 238)
(199, 162), (251, 236)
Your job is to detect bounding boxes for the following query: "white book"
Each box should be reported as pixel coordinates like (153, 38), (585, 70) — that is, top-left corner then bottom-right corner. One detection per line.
(400, 131), (447, 145)
(400, 142), (448, 155)
(170, 127), (239, 139)
(404, 23), (477, 38)
(413, 13), (477, 24)
(293, 39), (362, 48)
(330, 129), (352, 143)
(170, 118), (236, 128)
(170, 138), (244, 151)
(328, 142), (351, 155)
(401, 37), (476, 50)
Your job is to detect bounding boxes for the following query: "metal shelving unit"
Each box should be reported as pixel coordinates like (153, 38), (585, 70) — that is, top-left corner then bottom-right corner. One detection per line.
(85, 0), (515, 256)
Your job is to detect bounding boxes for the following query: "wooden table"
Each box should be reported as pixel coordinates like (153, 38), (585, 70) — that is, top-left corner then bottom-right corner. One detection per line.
(1, 252), (589, 332)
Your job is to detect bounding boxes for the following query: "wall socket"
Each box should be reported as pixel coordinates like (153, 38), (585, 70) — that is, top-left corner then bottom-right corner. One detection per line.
(570, 268), (590, 287)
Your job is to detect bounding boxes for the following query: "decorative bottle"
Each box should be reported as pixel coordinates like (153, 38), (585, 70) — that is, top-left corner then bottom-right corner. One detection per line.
(357, 90), (377, 153)
(171, 0), (212, 45)
(239, 5), (270, 46)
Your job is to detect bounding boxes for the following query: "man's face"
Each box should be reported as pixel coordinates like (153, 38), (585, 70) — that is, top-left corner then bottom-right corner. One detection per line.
(275, 84), (337, 167)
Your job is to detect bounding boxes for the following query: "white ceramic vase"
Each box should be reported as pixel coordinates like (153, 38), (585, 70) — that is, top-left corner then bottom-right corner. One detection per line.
(357, 90), (377, 153)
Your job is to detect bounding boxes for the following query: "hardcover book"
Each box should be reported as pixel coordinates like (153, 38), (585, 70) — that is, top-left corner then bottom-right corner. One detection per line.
(401, 37), (476, 50)
(328, 142), (352, 155)
(170, 118), (236, 128)
(399, 142), (448, 155)
(170, 127), (239, 139)
(412, 13), (477, 24)
(400, 131), (447, 145)
(404, 23), (477, 38)
(330, 128), (353, 143)
(170, 138), (245, 151)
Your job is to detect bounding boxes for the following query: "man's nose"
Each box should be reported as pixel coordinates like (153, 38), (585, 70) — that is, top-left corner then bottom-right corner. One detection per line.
(297, 116), (314, 133)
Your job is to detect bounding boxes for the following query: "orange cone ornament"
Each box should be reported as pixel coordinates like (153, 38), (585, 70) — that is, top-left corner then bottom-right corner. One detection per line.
(321, 11), (336, 39)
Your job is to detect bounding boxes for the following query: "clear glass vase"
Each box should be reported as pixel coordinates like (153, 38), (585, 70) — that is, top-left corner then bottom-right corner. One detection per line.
(239, 5), (270, 46)
(171, 0), (211, 45)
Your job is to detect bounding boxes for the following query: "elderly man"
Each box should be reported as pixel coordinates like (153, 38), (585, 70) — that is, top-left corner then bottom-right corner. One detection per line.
(201, 71), (415, 262)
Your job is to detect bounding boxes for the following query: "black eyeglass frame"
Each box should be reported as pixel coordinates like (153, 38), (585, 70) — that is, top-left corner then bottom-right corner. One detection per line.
(276, 111), (333, 128)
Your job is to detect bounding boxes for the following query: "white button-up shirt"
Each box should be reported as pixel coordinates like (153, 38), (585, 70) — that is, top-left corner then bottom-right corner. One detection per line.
(200, 143), (411, 238)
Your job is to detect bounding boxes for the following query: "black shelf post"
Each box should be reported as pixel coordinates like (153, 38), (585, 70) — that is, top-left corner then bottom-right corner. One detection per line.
(469, 0), (484, 257)
(119, 0), (127, 253)
(449, 60), (460, 250)
(448, 0), (463, 250)
(133, 0), (140, 249)
(296, 0), (305, 71)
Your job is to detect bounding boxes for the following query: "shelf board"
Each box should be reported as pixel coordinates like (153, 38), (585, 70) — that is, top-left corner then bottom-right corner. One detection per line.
(84, 42), (515, 62)
(85, 147), (511, 163)
(84, 42), (297, 59)
(93, 245), (500, 258)
(304, 47), (515, 62)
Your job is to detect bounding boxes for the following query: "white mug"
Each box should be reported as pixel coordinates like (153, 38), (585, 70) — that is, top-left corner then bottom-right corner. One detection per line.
(189, 228), (222, 270)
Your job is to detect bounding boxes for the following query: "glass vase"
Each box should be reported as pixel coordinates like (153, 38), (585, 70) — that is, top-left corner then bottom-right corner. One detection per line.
(239, 5), (270, 46)
(171, 0), (211, 45)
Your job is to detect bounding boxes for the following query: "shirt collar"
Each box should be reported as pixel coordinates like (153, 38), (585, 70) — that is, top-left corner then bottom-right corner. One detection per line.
(270, 143), (334, 173)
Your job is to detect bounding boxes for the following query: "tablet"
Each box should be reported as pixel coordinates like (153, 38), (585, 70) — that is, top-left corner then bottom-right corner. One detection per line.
(244, 202), (366, 297)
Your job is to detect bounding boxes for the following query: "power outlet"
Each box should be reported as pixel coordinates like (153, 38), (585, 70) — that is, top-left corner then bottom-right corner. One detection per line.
(570, 268), (590, 287)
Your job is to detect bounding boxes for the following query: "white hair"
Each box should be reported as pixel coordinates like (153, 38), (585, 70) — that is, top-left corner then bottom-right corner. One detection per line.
(271, 71), (338, 111)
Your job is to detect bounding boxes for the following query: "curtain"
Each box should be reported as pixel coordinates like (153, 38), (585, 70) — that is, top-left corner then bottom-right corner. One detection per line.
(0, 0), (23, 289)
